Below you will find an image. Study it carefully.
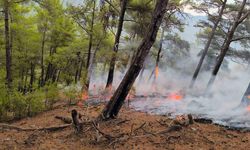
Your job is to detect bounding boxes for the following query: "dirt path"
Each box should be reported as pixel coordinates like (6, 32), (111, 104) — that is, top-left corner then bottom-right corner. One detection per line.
(0, 103), (250, 150)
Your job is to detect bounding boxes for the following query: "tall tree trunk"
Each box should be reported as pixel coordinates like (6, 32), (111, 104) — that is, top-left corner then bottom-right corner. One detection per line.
(18, 68), (25, 91)
(29, 62), (35, 91)
(83, 0), (96, 91)
(189, 0), (227, 88)
(100, 0), (168, 120)
(4, 0), (12, 89)
(105, 0), (128, 89)
(78, 57), (85, 80)
(86, 0), (96, 69)
(45, 47), (57, 83)
(40, 29), (47, 87)
(23, 69), (28, 94)
(85, 37), (104, 91)
(206, 0), (249, 91)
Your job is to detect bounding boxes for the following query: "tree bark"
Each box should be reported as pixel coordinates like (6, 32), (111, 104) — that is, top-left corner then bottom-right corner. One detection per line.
(100, 0), (168, 120)
(39, 28), (47, 87)
(86, 0), (96, 70)
(29, 62), (35, 91)
(85, 36), (104, 90)
(4, 0), (12, 89)
(189, 0), (227, 88)
(206, 0), (249, 91)
(105, 0), (128, 89)
(83, 0), (96, 91)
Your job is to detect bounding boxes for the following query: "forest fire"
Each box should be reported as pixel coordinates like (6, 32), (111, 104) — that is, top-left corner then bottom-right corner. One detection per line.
(155, 66), (159, 79)
(167, 92), (184, 101)
(247, 105), (250, 112)
(81, 91), (89, 100)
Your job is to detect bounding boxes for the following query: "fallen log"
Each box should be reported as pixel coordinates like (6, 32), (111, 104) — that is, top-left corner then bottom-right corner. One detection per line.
(0, 123), (71, 132)
(55, 116), (72, 124)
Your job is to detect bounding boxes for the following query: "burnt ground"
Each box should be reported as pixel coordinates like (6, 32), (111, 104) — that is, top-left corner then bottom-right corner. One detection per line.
(0, 101), (250, 150)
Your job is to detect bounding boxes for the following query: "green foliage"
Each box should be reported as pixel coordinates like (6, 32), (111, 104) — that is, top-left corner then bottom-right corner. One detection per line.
(64, 84), (81, 104)
(0, 88), (47, 121)
(43, 84), (60, 109)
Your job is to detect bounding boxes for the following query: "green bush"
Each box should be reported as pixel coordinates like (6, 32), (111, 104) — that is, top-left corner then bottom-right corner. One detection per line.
(0, 83), (60, 121)
(64, 84), (81, 104)
(43, 84), (60, 109)
(25, 90), (46, 117)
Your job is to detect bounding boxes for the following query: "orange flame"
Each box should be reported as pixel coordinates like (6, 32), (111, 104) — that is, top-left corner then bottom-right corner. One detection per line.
(247, 105), (250, 112)
(81, 91), (88, 100)
(168, 92), (183, 101)
(155, 66), (159, 79)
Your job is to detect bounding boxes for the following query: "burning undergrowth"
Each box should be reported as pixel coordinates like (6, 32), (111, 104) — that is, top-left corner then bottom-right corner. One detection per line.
(129, 66), (250, 129)
(83, 62), (250, 129)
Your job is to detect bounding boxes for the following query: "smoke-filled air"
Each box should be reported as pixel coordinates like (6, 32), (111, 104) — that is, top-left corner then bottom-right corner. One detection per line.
(1, 0), (250, 149)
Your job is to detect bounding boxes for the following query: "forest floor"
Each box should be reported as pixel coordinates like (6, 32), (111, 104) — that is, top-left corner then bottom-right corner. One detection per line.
(0, 100), (250, 150)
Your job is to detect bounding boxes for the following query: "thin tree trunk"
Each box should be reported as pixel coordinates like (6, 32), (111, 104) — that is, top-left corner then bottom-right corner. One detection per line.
(153, 28), (164, 82)
(86, 0), (96, 70)
(45, 47), (57, 83)
(100, 0), (168, 120)
(75, 68), (79, 83)
(78, 58), (85, 80)
(23, 69), (28, 94)
(189, 0), (227, 88)
(148, 29), (164, 83)
(40, 29), (47, 87)
(83, 0), (96, 91)
(105, 0), (128, 89)
(206, 0), (249, 91)
(29, 62), (35, 91)
(4, 0), (12, 89)
(18, 68), (25, 91)
(56, 70), (61, 82)
(85, 37), (104, 91)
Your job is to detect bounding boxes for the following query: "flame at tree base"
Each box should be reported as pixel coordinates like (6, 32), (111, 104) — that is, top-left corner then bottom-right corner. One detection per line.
(168, 92), (183, 101)
(247, 105), (250, 112)
(81, 91), (89, 100)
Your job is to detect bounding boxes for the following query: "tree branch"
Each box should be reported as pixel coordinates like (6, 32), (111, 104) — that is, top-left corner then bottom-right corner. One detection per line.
(104, 0), (119, 13)
(238, 11), (250, 24)
(231, 36), (250, 42)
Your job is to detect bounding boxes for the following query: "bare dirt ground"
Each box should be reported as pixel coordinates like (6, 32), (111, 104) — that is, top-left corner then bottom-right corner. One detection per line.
(0, 101), (250, 150)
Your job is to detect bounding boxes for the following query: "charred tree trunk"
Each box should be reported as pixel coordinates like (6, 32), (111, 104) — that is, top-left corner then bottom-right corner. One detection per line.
(105, 0), (128, 89)
(189, 0), (227, 88)
(100, 0), (168, 120)
(206, 0), (249, 91)
(4, 0), (12, 89)
(153, 28), (164, 82)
